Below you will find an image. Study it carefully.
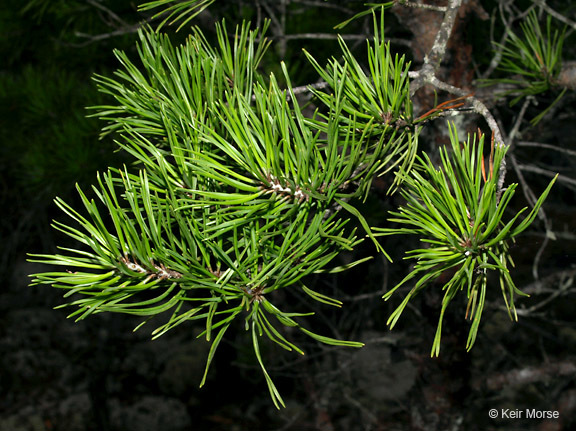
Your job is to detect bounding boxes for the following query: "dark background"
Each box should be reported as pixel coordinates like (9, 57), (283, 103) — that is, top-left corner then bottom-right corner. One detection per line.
(1, 1), (575, 430)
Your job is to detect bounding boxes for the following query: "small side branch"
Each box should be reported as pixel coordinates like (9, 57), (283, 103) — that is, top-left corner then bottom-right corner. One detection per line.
(428, 77), (505, 146)
(421, 76), (507, 198)
(120, 256), (182, 280)
(261, 174), (310, 203)
(72, 24), (142, 47)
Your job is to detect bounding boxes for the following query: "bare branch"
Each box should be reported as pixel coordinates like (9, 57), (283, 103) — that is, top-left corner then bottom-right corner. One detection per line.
(480, 2), (514, 79)
(534, 0), (576, 30)
(508, 153), (558, 281)
(281, 33), (366, 41)
(292, 0), (354, 15)
(397, 0), (447, 13)
(426, 0), (460, 69)
(508, 154), (538, 206)
(86, 0), (129, 28)
(507, 97), (532, 148)
(281, 33), (412, 48)
(521, 268), (576, 295)
(420, 75), (509, 199)
(410, 0), (463, 94)
(428, 77), (505, 146)
(72, 24), (142, 47)
(517, 141), (576, 158)
(290, 81), (330, 95)
(516, 163), (576, 189)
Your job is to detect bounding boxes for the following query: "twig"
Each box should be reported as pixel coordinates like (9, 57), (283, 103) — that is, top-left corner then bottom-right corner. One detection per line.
(534, 0), (576, 31)
(517, 141), (576, 158)
(281, 33), (366, 41)
(507, 97), (532, 148)
(409, 0), (463, 95)
(397, 0), (447, 12)
(424, 76), (508, 200)
(516, 273), (573, 315)
(508, 154), (556, 281)
(508, 155), (538, 207)
(516, 164), (576, 189)
(428, 77), (505, 146)
(481, 0), (518, 79)
(403, 0), (514, 198)
(254, 0), (263, 31)
(261, 1), (282, 32)
(292, 0), (354, 15)
(278, 33), (412, 48)
(291, 81), (330, 95)
(521, 268), (576, 295)
(532, 232), (550, 283)
(342, 254), (389, 302)
(72, 24), (142, 46)
(86, 0), (129, 28)
(534, 231), (576, 241)
(261, 1), (285, 57)
(343, 391), (379, 424)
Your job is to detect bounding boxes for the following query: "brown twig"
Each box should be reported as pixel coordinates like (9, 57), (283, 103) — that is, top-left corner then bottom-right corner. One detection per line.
(416, 93), (472, 121)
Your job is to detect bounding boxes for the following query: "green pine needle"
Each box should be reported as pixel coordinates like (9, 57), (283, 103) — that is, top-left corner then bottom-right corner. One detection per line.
(377, 124), (556, 356)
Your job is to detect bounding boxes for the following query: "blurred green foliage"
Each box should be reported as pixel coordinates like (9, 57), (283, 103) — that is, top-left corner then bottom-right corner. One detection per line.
(0, 0), (140, 272)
